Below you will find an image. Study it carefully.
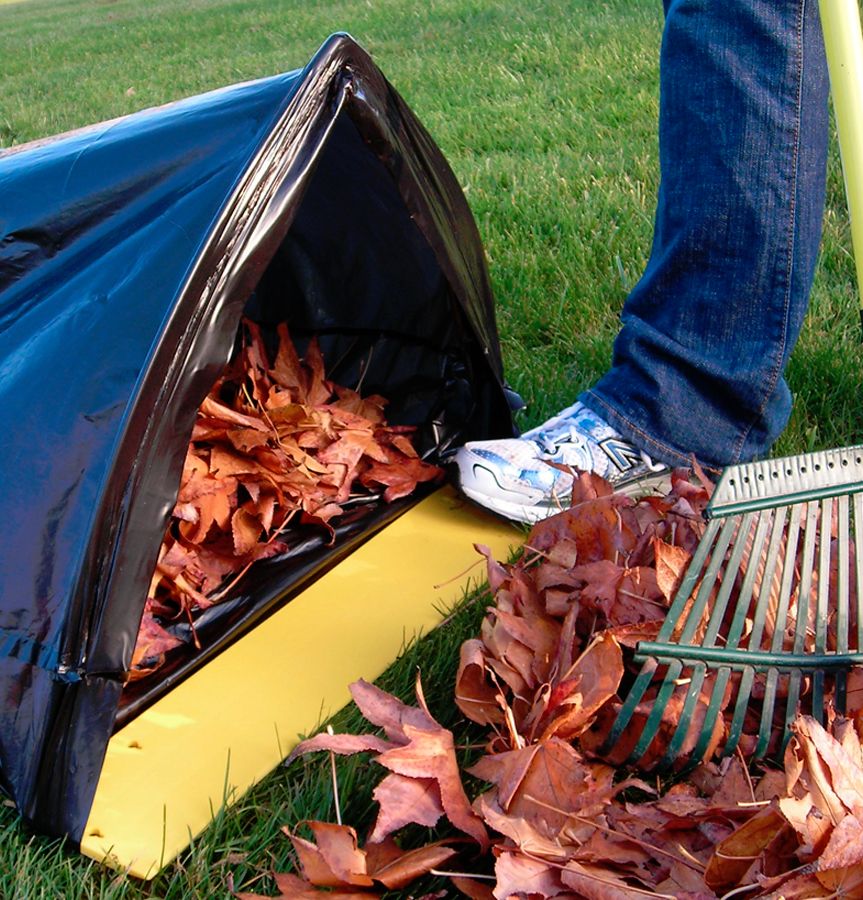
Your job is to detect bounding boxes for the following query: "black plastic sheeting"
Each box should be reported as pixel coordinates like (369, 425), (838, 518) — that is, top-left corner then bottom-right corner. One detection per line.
(0, 34), (516, 842)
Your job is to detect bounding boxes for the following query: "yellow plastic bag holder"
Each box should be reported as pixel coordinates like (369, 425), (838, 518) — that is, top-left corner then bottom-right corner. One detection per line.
(79, 485), (516, 879)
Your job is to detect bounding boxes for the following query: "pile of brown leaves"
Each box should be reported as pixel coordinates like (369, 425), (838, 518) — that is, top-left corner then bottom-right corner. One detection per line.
(240, 471), (863, 899)
(258, 690), (863, 899)
(455, 469), (715, 765)
(132, 320), (443, 676)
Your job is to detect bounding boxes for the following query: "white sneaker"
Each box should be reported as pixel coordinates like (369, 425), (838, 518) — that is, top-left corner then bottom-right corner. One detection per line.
(454, 401), (670, 523)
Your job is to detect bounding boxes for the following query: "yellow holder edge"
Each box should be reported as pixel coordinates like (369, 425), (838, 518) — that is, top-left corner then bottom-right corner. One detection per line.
(80, 486), (518, 879)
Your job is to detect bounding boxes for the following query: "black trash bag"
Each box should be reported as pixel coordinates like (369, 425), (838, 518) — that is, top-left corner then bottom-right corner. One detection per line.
(0, 33), (516, 841)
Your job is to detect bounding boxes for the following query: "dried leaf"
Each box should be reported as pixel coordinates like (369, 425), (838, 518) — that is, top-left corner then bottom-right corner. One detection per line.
(470, 738), (615, 831)
(492, 850), (567, 899)
(818, 812), (863, 871)
(235, 869), (379, 898)
(288, 831), (371, 888)
(349, 678), (439, 743)
(297, 821), (373, 888)
(375, 722), (488, 848)
(795, 715), (863, 818)
(368, 773), (444, 842)
(448, 877), (496, 900)
(369, 841), (457, 889)
(232, 507), (263, 556)
(527, 494), (638, 565)
(703, 805), (787, 891)
(288, 732), (394, 763)
(654, 539), (690, 603)
(536, 632), (623, 741)
(454, 639), (507, 726)
(475, 793), (571, 862)
(560, 861), (658, 899)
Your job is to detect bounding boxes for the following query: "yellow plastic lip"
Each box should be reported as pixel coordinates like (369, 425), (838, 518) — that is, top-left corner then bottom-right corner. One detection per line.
(80, 485), (517, 879)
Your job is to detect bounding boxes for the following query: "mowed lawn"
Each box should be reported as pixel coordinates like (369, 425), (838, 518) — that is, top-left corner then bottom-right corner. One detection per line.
(1, 0), (861, 897)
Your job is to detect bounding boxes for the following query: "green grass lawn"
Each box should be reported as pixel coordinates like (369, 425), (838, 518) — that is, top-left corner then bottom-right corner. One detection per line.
(2, 0), (861, 896)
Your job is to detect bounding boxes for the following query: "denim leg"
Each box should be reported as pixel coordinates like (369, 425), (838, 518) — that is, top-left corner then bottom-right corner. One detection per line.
(581, 0), (829, 473)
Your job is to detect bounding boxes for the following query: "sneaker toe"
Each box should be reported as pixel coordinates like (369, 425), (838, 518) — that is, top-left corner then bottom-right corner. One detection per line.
(454, 440), (567, 502)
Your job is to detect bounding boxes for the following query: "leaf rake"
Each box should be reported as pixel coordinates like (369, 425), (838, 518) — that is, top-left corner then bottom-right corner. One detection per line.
(603, 0), (863, 769)
(603, 447), (863, 768)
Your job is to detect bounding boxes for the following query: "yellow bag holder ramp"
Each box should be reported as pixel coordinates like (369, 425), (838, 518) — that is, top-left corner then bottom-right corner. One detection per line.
(80, 485), (517, 879)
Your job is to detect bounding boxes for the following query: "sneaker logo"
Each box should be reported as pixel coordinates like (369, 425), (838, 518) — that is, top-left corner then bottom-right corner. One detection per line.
(599, 438), (642, 472)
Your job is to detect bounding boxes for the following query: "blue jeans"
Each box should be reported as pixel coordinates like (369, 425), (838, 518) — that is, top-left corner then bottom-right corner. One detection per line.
(581, 0), (830, 473)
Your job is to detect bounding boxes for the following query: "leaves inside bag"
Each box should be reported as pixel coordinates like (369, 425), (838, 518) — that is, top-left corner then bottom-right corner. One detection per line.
(131, 319), (444, 678)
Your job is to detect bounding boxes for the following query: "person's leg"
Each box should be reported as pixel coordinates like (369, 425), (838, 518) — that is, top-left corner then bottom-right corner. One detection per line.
(583, 0), (829, 472)
(456, 0), (829, 522)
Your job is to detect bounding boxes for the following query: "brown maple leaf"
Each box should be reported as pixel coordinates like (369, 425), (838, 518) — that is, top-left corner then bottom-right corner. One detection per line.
(374, 721), (488, 848)
(234, 870), (377, 899)
(470, 738), (617, 833)
(368, 773), (446, 843)
(233, 824), (460, 897)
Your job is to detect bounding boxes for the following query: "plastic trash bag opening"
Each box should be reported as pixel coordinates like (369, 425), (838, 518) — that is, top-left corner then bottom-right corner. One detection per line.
(117, 107), (499, 723)
(0, 32), (515, 840)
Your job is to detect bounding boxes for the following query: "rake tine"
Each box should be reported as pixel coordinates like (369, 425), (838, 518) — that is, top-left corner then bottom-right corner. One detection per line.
(746, 505), (788, 652)
(855, 493), (863, 654)
(627, 659), (683, 764)
(726, 665), (757, 755)
(756, 667), (781, 759)
(692, 511), (771, 759)
(690, 665), (733, 763)
(783, 502), (820, 748)
(675, 516), (740, 645)
(658, 663), (707, 769)
(684, 513), (756, 764)
(699, 512), (770, 761)
(656, 518), (725, 642)
(836, 494), (850, 711)
(782, 670), (803, 754)
(724, 507), (787, 759)
(755, 503), (804, 758)
(769, 502), (804, 656)
(605, 660), (663, 757)
(723, 512), (773, 650)
(703, 514), (758, 646)
(793, 502), (819, 658)
(813, 498), (833, 723)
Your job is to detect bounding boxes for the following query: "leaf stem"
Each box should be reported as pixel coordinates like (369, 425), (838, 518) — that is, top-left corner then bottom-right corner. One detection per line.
(327, 725), (342, 826)
(429, 869), (495, 880)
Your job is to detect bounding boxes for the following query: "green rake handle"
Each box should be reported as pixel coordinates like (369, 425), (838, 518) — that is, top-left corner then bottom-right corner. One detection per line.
(821, 0), (863, 324)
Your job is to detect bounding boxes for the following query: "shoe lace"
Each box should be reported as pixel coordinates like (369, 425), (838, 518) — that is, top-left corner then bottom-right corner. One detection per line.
(535, 425), (666, 472)
(535, 426), (580, 455)
(641, 454), (668, 473)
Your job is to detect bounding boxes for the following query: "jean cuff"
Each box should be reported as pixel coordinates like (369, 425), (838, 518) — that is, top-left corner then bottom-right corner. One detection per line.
(580, 389), (724, 478)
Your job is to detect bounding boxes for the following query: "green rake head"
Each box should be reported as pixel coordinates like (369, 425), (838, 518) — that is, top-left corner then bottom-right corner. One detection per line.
(601, 444), (863, 771)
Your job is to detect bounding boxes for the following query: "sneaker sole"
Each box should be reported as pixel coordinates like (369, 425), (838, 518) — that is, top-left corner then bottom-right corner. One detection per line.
(459, 469), (673, 525)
